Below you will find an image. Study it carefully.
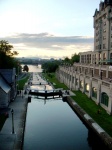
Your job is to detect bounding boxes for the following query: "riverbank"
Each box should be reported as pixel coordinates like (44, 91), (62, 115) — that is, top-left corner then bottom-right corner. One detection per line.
(66, 96), (112, 150)
(43, 73), (112, 134)
(43, 72), (112, 149)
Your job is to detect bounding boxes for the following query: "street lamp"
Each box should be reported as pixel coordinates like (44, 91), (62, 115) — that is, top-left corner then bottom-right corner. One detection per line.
(11, 109), (15, 134)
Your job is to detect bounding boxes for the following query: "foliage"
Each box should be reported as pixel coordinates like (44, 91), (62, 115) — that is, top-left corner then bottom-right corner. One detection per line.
(23, 65), (29, 72)
(0, 40), (19, 69)
(43, 73), (69, 90)
(72, 91), (112, 137)
(17, 73), (29, 90)
(63, 53), (80, 65)
(42, 60), (61, 73)
(70, 53), (80, 64)
(63, 57), (70, 64)
(42, 73), (112, 137)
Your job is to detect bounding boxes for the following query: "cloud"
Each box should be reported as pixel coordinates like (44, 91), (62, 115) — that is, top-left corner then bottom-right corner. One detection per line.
(0, 32), (94, 58)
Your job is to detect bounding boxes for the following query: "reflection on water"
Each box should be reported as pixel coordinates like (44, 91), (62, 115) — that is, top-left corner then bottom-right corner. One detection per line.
(21, 64), (42, 72)
(23, 65), (109, 150)
(23, 98), (109, 150)
(23, 98), (90, 150)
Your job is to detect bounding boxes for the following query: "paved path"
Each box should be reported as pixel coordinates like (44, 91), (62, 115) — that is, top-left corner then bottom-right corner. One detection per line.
(0, 93), (28, 150)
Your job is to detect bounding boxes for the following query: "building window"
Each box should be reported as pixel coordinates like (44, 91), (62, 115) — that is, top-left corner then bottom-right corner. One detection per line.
(103, 53), (106, 59)
(104, 22), (106, 26)
(103, 44), (106, 49)
(80, 80), (83, 88)
(76, 79), (78, 86)
(110, 53), (112, 59)
(103, 29), (106, 33)
(111, 42), (112, 48)
(92, 87), (97, 99)
(101, 92), (109, 107)
(103, 36), (106, 40)
(85, 84), (89, 93)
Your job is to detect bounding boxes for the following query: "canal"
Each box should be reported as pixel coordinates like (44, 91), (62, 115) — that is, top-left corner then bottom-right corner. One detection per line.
(23, 65), (109, 150)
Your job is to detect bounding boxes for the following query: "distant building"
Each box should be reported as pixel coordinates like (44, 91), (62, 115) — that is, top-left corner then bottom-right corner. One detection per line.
(80, 0), (112, 65)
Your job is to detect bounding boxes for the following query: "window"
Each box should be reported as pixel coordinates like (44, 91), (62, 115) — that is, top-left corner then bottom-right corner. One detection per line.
(110, 53), (112, 59)
(103, 53), (106, 59)
(85, 84), (89, 93)
(111, 42), (112, 48)
(104, 22), (106, 26)
(80, 80), (83, 88)
(103, 36), (106, 40)
(103, 44), (106, 49)
(103, 29), (106, 33)
(76, 79), (78, 86)
(101, 92), (109, 107)
(92, 87), (97, 99)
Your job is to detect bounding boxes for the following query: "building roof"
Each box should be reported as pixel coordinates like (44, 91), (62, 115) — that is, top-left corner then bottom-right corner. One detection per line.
(0, 68), (16, 84)
(0, 74), (11, 93)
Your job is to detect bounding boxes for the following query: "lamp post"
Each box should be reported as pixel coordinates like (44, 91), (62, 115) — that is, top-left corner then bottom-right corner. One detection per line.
(11, 109), (15, 134)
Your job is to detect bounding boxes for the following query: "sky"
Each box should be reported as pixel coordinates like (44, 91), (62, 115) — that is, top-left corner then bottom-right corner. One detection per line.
(0, 0), (101, 59)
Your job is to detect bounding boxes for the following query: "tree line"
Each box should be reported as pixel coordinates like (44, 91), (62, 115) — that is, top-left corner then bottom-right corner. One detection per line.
(42, 53), (80, 73)
(0, 40), (20, 71)
(0, 40), (29, 73)
(0, 40), (79, 73)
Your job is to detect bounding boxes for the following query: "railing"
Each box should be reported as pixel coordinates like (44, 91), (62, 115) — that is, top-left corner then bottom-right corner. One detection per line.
(92, 78), (98, 82)
(102, 82), (110, 87)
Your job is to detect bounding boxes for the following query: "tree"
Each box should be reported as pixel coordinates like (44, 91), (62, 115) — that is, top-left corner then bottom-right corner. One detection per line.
(70, 53), (80, 64)
(0, 40), (18, 56)
(42, 60), (62, 73)
(63, 57), (71, 64)
(23, 65), (29, 72)
(0, 40), (19, 69)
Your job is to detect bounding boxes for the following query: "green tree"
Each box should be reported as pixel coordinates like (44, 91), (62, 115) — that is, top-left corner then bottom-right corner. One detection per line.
(42, 60), (61, 73)
(63, 57), (71, 64)
(0, 40), (19, 69)
(70, 53), (80, 64)
(23, 65), (29, 72)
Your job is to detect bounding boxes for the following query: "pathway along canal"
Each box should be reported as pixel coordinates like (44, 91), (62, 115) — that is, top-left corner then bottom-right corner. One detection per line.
(23, 65), (109, 150)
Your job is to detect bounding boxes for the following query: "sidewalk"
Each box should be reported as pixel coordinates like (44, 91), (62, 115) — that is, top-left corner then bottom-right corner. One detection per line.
(0, 92), (28, 150)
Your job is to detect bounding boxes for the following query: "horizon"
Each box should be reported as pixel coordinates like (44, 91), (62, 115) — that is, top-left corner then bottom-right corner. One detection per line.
(0, 0), (101, 59)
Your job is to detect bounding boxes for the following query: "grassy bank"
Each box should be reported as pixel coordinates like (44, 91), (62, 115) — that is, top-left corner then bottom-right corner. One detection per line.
(43, 73), (69, 90)
(43, 73), (112, 137)
(71, 91), (112, 137)
(17, 73), (30, 90)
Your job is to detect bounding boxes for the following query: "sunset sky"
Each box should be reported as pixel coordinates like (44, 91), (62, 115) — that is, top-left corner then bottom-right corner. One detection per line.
(0, 0), (101, 59)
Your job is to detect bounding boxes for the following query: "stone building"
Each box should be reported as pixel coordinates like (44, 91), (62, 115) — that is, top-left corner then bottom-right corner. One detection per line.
(56, 64), (112, 114)
(56, 0), (112, 114)
(80, 0), (112, 65)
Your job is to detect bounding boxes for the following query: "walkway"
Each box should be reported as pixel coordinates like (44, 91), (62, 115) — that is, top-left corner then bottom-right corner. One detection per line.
(0, 92), (28, 150)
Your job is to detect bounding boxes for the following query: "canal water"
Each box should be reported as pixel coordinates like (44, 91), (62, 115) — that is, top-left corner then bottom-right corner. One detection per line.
(23, 65), (109, 150)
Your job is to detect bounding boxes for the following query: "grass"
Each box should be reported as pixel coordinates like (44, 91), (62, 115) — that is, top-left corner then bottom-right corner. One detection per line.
(0, 114), (7, 131)
(43, 73), (69, 90)
(71, 91), (112, 137)
(43, 72), (112, 137)
(17, 73), (30, 90)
